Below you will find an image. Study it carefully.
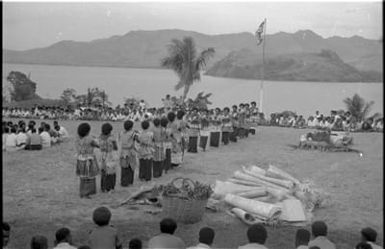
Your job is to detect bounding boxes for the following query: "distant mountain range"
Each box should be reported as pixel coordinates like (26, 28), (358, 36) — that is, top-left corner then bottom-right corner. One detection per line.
(206, 49), (382, 82)
(3, 29), (383, 81)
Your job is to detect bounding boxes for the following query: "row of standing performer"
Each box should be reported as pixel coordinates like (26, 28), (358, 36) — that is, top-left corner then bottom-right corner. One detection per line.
(74, 109), (258, 198)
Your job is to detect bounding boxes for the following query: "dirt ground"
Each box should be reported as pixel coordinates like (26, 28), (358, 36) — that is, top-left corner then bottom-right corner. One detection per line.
(3, 120), (383, 249)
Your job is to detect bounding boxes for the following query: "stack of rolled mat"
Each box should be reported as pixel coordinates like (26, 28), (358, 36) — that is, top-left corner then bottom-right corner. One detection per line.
(210, 164), (326, 227)
(224, 194), (282, 222)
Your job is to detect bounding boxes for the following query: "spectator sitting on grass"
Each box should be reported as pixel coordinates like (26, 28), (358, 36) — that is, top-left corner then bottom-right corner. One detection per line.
(148, 218), (185, 249)
(53, 227), (77, 249)
(129, 238), (142, 249)
(238, 224), (268, 249)
(40, 125), (51, 148)
(360, 227), (382, 249)
(187, 227), (215, 249)
(30, 235), (48, 249)
(88, 206), (122, 249)
(308, 221), (336, 249)
(25, 128), (42, 151)
(295, 229), (311, 249)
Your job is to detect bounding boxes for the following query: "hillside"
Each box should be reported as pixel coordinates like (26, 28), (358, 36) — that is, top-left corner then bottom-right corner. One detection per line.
(205, 49), (383, 82)
(3, 29), (383, 74)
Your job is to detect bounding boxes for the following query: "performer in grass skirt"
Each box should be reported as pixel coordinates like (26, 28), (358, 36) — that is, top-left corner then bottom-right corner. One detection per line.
(137, 120), (154, 181)
(176, 110), (189, 159)
(199, 110), (210, 151)
(118, 120), (138, 187)
(230, 105), (239, 142)
(187, 108), (200, 153)
(209, 109), (221, 147)
(221, 107), (233, 145)
(99, 123), (119, 193)
(75, 122), (100, 198)
(161, 117), (172, 173)
(152, 118), (165, 178)
(238, 104), (246, 138)
(167, 112), (183, 167)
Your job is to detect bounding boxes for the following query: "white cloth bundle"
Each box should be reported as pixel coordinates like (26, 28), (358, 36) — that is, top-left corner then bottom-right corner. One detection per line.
(266, 165), (301, 185)
(243, 166), (294, 189)
(212, 180), (264, 199)
(224, 194), (282, 221)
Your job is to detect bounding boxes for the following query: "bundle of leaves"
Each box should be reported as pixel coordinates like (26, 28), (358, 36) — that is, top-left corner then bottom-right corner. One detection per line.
(156, 178), (213, 201)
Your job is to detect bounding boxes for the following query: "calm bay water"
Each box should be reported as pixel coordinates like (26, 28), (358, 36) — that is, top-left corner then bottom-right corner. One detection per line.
(3, 63), (383, 117)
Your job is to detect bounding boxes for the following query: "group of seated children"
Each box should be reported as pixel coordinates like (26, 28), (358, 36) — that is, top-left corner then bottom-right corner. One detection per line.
(3, 120), (69, 152)
(3, 207), (383, 249)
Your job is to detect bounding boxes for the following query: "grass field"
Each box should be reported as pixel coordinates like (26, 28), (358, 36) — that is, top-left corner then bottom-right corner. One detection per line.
(3, 120), (383, 249)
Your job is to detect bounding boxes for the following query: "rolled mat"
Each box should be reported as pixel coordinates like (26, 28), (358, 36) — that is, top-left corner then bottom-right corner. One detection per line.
(266, 187), (287, 201)
(234, 171), (291, 193)
(245, 165), (266, 175)
(243, 166), (294, 189)
(230, 208), (260, 225)
(237, 189), (267, 199)
(224, 194), (282, 221)
(266, 165), (301, 185)
(212, 180), (265, 199)
(228, 178), (262, 187)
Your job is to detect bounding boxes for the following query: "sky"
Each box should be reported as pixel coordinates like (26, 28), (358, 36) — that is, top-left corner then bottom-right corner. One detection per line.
(3, 1), (383, 51)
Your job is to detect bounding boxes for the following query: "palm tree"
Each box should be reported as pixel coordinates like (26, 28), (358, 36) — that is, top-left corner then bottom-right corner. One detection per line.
(343, 93), (374, 122)
(161, 37), (215, 102)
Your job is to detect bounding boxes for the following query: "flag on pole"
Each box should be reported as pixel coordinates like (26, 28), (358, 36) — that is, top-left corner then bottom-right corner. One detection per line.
(255, 20), (265, 45)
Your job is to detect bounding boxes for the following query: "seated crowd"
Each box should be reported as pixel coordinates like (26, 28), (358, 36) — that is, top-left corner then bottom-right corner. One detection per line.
(269, 110), (383, 132)
(3, 210), (383, 249)
(2, 120), (69, 151)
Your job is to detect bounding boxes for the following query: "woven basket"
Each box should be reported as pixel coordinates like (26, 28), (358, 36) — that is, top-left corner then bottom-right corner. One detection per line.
(161, 178), (208, 224)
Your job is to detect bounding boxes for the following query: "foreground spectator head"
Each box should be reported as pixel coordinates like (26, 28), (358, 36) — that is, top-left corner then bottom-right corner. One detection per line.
(311, 221), (328, 237)
(198, 227), (215, 246)
(167, 112), (176, 122)
(30, 235), (48, 249)
(160, 218), (177, 235)
(153, 118), (161, 127)
(3, 222), (10, 247)
(309, 247), (320, 249)
(247, 224), (267, 244)
(141, 120), (150, 130)
(55, 227), (72, 245)
(78, 246), (91, 249)
(295, 229), (310, 247)
(355, 242), (373, 249)
(361, 227), (378, 242)
(101, 123), (113, 136)
(77, 123), (91, 138)
(160, 117), (168, 128)
(177, 110), (185, 120)
(129, 238), (142, 249)
(124, 120), (134, 131)
(93, 206), (111, 226)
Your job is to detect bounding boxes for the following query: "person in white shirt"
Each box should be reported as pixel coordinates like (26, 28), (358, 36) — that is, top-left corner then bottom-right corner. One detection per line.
(5, 127), (18, 151)
(238, 224), (269, 249)
(187, 227), (215, 249)
(16, 128), (28, 149)
(295, 229), (311, 249)
(53, 227), (77, 249)
(40, 126), (51, 148)
(360, 227), (383, 249)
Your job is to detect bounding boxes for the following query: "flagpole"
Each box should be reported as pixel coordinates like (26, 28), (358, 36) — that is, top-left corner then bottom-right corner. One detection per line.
(260, 18), (267, 113)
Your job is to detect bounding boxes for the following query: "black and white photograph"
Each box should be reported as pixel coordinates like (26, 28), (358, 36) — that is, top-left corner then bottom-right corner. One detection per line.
(2, 0), (383, 248)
